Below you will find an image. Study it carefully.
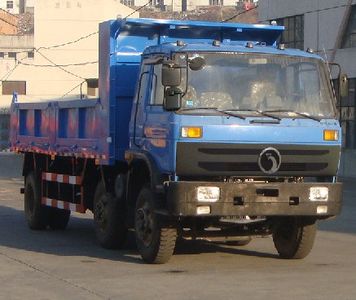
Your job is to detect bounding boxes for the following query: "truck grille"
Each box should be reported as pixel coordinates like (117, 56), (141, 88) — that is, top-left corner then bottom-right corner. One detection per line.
(176, 143), (339, 177)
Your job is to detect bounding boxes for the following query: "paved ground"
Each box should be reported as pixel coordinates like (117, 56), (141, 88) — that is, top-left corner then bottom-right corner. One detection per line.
(0, 154), (356, 299)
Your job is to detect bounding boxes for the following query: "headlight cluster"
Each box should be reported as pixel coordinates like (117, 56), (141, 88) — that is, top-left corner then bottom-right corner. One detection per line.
(195, 186), (220, 215)
(196, 186), (220, 202)
(323, 130), (338, 141)
(309, 187), (329, 202)
(181, 127), (202, 138)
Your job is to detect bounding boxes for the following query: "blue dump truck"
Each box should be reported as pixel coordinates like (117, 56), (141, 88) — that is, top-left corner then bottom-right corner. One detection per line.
(10, 18), (347, 263)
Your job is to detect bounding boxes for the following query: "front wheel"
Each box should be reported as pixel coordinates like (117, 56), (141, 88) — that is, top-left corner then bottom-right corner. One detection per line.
(135, 187), (177, 264)
(272, 217), (317, 259)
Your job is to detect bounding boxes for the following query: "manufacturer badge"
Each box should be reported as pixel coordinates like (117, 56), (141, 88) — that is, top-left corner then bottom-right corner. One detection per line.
(258, 147), (281, 174)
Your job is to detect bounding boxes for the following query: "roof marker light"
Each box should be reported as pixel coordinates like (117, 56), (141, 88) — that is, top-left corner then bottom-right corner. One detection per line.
(176, 40), (185, 46)
(212, 40), (221, 47)
(306, 48), (314, 53)
(278, 43), (285, 50)
(246, 42), (254, 48)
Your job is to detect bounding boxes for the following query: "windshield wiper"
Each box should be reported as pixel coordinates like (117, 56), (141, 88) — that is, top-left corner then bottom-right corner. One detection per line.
(262, 109), (322, 122)
(178, 107), (246, 120)
(224, 109), (281, 121)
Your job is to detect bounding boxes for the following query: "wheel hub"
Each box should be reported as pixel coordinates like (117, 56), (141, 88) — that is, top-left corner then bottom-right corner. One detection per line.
(136, 207), (154, 247)
(95, 197), (107, 230)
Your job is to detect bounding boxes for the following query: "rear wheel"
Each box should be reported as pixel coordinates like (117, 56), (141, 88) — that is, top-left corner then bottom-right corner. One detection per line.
(93, 181), (128, 249)
(24, 172), (49, 230)
(273, 217), (317, 259)
(135, 187), (177, 264)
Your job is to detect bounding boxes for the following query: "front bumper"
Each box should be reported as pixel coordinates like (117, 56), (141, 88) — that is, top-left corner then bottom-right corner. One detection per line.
(166, 181), (342, 217)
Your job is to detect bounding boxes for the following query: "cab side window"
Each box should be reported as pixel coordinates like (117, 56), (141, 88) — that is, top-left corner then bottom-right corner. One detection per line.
(150, 64), (165, 105)
(137, 64), (151, 104)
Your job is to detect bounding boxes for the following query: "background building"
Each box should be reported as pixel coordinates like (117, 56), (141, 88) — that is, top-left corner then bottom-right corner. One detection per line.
(0, 0), (136, 149)
(0, 0), (20, 14)
(0, 0), (34, 13)
(258, 0), (356, 177)
(122, 0), (258, 12)
(0, 0), (136, 108)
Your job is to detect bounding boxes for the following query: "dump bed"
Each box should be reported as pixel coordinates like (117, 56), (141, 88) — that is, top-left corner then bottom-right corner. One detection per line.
(10, 18), (283, 165)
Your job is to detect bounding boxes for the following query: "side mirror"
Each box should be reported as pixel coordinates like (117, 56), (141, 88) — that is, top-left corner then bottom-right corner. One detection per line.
(339, 73), (349, 98)
(162, 65), (181, 86)
(164, 87), (182, 111)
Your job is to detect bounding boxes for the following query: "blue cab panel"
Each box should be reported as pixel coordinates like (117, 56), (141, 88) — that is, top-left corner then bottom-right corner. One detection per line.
(10, 18), (284, 164)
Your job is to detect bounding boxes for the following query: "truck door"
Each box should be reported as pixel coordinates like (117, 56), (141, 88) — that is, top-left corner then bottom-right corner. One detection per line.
(133, 63), (151, 147)
(143, 63), (172, 172)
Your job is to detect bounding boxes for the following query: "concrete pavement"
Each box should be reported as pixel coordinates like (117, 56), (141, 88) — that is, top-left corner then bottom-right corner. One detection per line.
(0, 154), (355, 299)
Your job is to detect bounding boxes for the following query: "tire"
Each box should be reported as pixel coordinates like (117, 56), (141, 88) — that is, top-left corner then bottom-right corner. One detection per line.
(272, 217), (317, 259)
(24, 172), (49, 230)
(93, 181), (128, 249)
(135, 187), (177, 264)
(48, 208), (70, 230)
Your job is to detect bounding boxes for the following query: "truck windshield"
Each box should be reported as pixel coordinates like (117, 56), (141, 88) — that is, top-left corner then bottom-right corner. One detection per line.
(178, 53), (335, 118)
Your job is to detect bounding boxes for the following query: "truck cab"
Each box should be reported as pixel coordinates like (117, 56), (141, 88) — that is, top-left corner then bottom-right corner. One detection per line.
(124, 20), (342, 263)
(131, 43), (340, 179)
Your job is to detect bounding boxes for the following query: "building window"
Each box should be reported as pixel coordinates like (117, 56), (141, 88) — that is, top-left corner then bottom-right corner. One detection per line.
(27, 51), (34, 58)
(337, 78), (356, 148)
(276, 15), (304, 50)
(1, 81), (26, 95)
(342, 5), (356, 48)
(6, 1), (14, 9)
(153, 0), (163, 6)
(8, 52), (17, 59)
(209, 0), (223, 5)
(120, 0), (135, 6)
(0, 52), (4, 59)
(209, 0), (224, 5)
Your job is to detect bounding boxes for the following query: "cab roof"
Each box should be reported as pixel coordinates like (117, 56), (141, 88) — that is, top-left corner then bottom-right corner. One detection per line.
(142, 42), (323, 60)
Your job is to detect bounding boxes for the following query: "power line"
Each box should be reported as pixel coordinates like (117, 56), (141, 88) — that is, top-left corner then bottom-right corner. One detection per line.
(36, 0), (153, 51)
(36, 50), (85, 80)
(0, 51), (32, 87)
(123, 0), (152, 20)
(0, 0), (152, 87)
(19, 60), (98, 68)
(0, 63), (20, 83)
(38, 31), (99, 50)
(60, 80), (86, 99)
(221, 5), (258, 23)
(0, 15), (18, 28)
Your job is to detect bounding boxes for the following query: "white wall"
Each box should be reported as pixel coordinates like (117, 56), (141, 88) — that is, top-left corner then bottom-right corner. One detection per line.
(0, 0), (20, 14)
(0, 0), (137, 107)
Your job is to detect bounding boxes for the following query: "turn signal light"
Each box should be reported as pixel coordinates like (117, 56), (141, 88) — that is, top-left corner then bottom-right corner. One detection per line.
(181, 127), (202, 138)
(323, 130), (339, 141)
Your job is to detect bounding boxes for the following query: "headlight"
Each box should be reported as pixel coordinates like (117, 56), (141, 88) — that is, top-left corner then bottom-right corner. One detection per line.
(323, 130), (339, 141)
(196, 206), (211, 215)
(196, 186), (220, 202)
(181, 127), (202, 138)
(309, 187), (329, 202)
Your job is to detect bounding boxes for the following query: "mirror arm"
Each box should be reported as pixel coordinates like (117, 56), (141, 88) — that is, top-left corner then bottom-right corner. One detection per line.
(327, 62), (341, 78)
